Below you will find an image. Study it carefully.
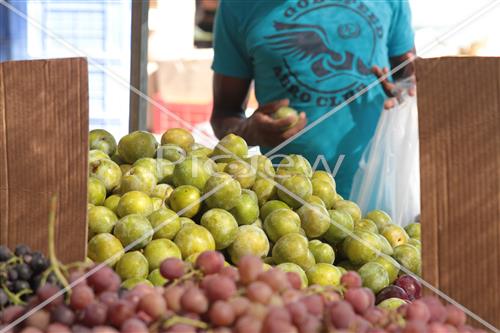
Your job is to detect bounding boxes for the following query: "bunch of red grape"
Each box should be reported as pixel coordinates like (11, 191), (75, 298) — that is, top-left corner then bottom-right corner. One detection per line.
(0, 245), (52, 311)
(0, 251), (486, 333)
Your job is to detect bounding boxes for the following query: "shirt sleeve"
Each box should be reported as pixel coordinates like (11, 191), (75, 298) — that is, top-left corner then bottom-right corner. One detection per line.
(212, 1), (253, 78)
(387, 1), (415, 56)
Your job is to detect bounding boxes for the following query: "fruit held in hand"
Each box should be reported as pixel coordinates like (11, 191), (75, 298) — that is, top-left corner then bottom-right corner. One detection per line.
(272, 106), (299, 129)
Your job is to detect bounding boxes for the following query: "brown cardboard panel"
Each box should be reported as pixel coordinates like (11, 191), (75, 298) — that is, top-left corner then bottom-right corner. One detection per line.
(416, 57), (500, 328)
(0, 58), (88, 263)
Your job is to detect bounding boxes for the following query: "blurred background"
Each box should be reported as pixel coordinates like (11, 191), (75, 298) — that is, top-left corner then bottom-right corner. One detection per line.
(1, 0), (499, 144)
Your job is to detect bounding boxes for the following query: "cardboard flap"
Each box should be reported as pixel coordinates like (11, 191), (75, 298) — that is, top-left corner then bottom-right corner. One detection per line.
(416, 57), (500, 327)
(0, 58), (88, 262)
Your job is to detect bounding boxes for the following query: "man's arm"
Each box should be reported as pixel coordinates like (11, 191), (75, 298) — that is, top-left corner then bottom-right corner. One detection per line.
(211, 73), (307, 146)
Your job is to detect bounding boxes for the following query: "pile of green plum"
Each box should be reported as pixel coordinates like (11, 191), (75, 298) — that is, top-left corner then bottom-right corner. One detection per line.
(86, 127), (421, 296)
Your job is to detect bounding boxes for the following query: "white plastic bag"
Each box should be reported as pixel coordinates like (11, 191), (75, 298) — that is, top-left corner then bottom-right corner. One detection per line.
(350, 91), (420, 227)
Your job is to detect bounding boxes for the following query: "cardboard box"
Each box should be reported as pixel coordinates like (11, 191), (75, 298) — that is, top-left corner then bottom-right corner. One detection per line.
(0, 58), (88, 263)
(416, 57), (500, 328)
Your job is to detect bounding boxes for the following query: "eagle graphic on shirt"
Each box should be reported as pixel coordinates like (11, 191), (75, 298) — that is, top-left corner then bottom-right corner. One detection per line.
(265, 21), (372, 82)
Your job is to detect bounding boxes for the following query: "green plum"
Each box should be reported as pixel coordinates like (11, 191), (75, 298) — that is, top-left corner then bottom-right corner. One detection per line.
(104, 194), (121, 213)
(377, 234), (394, 256)
(333, 200), (362, 222)
(246, 155), (275, 179)
(263, 208), (301, 242)
(169, 185), (201, 218)
(215, 162), (227, 173)
(230, 192), (259, 225)
(88, 206), (118, 234)
(88, 177), (106, 205)
(172, 156), (212, 190)
(358, 262), (390, 293)
(89, 149), (110, 164)
(407, 238), (421, 251)
(87, 233), (124, 266)
(188, 144), (212, 158)
(120, 166), (157, 195)
(203, 173), (241, 210)
(133, 158), (158, 178)
(272, 233), (314, 270)
(148, 268), (167, 286)
(260, 200), (289, 221)
(373, 255), (400, 284)
(151, 197), (165, 211)
(121, 278), (153, 290)
(276, 154), (312, 178)
(272, 106), (298, 128)
(297, 204), (330, 238)
(242, 189), (258, 203)
(224, 160), (256, 189)
(337, 260), (360, 272)
(304, 195), (326, 207)
(365, 210), (392, 231)
(355, 218), (379, 233)
(161, 128), (194, 151)
(323, 210), (354, 245)
(306, 263), (342, 286)
(89, 159), (122, 192)
(228, 225), (270, 263)
(119, 164), (132, 175)
(277, 263), (308, 288)
(156, 158), (175, 184)
(392, 244), (421, 275)
(405, 223), (421, 240)
(377, 298), (407, 311)
(174, 224), (216, 259)
(89, 129), (117, 156)
(311, 170), (336, 189)
(380, 224), (409, 248)
(156, 144), (186, 163)
(148, 207), (181, 240)
(343, 231), (382, 265)
(151, 184), (173, 201)
(311, 179), (337, 209)
(115, 251), (149, 280)
(276, 174), (312, 208)
(211, 133), (248, 163)
(200, 208), (238, 249)
(252, 218), (263, 229)
(118, 130), (158, 164)
(144, 238), (182, 271)
(179, 217), (196, 227)
(116, 191), (153, 217)
(252, 178), (277, 206)
(110, 152), (125, 165)
(308, 240), (335, 264)
(113, 214), (153, 250)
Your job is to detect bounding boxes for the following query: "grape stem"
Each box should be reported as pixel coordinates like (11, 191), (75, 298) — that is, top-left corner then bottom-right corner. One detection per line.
(1, 284), (30, 306)
(168, 270), (199, 288)
(47, 195), (70, 295)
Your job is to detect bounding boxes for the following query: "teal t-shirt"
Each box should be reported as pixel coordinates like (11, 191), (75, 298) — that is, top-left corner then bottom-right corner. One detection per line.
(212, 0), (414, 198)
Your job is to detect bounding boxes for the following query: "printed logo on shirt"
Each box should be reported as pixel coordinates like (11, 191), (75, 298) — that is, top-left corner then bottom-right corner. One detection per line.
(265, 0), (384, 108)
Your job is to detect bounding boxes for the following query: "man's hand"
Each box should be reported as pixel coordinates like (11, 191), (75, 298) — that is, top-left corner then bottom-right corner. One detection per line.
(244, 99), (307, 146)
(373, 50), (416, 109)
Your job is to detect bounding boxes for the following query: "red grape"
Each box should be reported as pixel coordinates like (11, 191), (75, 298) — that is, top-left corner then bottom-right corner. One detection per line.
(167, 323), (196, 333)
(300, 294), (324, 317)
(50, 305), (75, 326)
(364, 307), (388, 326)
(286, 301), (308, 326)
(282, 289), (302, 304)
(257, 268), (289, 292)
(237, 255), (263, 284)
(121, 318), (148, 333)
(107, 300), (134, 327)
(421, 296), (447, 323)
(406, 300), (431, 322)
(245, 302), (268, 320)
(209, 300), (236, 326)
(213, 328), (232, 333)
(229, 296), (250, 317)
(428, 322), (449, 333)
(160, 258), (185, 280)
(25, 310), (50, 331)
(298, 315), (321, 333)
(180, 287), (208, 314)
(286, 272), (302, 289)
(19, 328), (43, 333)
(395, 275), (422, 300)
(138, 292), (167, 320)
(91, 326), (119, 333)
(344, 288), (371, 314)
(163, 285), (185, 312)
(36, 284), (63, 308)
(402, 320), (427, 333)
(262, 318), (298, 333)
(98, 291), (119, 308)
(71, 324), (92, 333)
(1, 305), (24, 324)
(87, 266), (119, 293)
(445, 304), (467, 326)
(363, 287), (376, 307)
(234, 315), (262, 333)
(81, 302), (108, 327)
(266, 306), (291, 323)
(375, 285), (409, 305)
(70, 285), (95, 310)
(219, 265), (240, 281)
(329, 301), (356, 329)
(46, 323), (71, 333)
(341, 271), (362, 289)
(205, 276), (237, 301)
(195, 251), (225, 275)
(246, 281), (273, 304)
